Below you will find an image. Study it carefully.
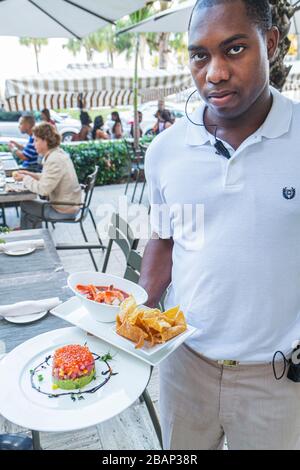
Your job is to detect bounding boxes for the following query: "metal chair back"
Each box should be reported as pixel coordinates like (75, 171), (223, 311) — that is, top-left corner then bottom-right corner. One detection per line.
(123, 249), (165, 310)
(78, 165), (99, 222)
(123, 249), (142, 283)
(101, 213), (139, 273)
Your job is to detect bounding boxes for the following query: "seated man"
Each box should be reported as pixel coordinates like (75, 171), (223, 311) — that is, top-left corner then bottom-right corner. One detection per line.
(9, 114), (40, 171)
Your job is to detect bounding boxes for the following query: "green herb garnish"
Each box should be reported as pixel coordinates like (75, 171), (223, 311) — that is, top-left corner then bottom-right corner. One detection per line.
(100, 353), (113, 362)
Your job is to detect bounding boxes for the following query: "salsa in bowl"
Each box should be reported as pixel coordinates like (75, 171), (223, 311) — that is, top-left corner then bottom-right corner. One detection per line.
(68, 272), (148, 322)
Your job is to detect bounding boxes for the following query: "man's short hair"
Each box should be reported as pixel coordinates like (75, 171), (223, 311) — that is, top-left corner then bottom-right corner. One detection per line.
(20, 114), (35, 128)
(189, 0), (272, 34)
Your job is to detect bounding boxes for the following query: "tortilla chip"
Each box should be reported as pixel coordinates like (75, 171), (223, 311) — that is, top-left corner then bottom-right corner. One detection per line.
(163, 305), (180, 320)
(117, 297), (187, 348)
(143, 317), (171, 333)
(138, 309), (161, 319)
(116, 320), (147, 347)
(159, 324), (187, 342)
(119, 295), (137, 322)
(174, 310), (187, 326)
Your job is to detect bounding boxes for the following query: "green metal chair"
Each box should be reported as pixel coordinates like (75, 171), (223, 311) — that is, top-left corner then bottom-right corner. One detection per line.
(101, 213), (139, 273)
(123, 139), (145, 203)
(101, 214), (163, 448)
(44, 166), (106, 271)
(123, 248), (165, 449)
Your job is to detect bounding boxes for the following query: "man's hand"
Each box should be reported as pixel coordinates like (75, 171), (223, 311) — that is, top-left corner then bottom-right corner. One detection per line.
(8, 142), (16, 151)
(9, 140), (23, 149)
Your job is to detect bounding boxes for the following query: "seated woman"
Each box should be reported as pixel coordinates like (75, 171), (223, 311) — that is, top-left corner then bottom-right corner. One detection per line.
(72, 111), (92, 141)
(41, 108), (56, 127)
(108, 111), (123, 139)
(92, 115), (109, 140)
(14, 123), (82, 229)
(152, 109), (173, 135)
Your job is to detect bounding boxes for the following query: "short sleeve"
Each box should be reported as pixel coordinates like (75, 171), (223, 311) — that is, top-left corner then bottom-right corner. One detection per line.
(144, 144), (172, 239)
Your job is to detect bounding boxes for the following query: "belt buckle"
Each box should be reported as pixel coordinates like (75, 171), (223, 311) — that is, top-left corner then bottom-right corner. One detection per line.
(218, 359), (239, 367)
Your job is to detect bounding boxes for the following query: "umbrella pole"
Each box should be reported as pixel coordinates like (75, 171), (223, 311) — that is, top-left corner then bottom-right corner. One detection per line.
(133, 33), (140, 150)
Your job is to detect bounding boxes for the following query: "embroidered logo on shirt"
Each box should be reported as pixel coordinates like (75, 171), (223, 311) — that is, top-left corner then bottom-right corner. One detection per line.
(283, 187), (296, 200)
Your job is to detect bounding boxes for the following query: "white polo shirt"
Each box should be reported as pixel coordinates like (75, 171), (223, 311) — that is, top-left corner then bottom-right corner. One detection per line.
(145, 87), (300, 362)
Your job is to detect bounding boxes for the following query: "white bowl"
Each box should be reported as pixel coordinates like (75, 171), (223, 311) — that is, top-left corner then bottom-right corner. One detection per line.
(67, 271), (148, 323)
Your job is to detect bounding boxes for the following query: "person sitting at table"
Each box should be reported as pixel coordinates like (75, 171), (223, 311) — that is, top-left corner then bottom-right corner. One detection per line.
(92, 115), (109, 140)
(152, 109), (173, 135)
(130, 111), (143, 139)
(13, 122), (82, 230)
(41, 108), (56, 127)
(72, 111), (93, 141)
(8, 114), (40, 172)
(107, 111), (123, 140)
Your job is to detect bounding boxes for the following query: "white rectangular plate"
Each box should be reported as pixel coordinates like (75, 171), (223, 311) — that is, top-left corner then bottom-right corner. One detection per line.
(111, 323), (196, 356)
(50, 297), (197, 367)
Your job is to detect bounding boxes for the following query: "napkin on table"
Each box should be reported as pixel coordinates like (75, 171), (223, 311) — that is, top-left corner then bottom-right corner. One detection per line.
(0, 297), (61, 318)
(0, 239), (44, 252)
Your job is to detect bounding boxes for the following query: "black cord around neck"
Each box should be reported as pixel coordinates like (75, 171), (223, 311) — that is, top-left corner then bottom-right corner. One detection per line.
(185, 88), (231, 160)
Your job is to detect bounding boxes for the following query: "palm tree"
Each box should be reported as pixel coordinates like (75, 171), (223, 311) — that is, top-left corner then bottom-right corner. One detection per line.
(19, 38), (48, 73)
(270, 0), (296, 89)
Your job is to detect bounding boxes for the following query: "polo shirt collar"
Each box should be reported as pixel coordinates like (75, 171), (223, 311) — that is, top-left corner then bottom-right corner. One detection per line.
(185, 86), (293, 147)
(257, 86), (292, 139)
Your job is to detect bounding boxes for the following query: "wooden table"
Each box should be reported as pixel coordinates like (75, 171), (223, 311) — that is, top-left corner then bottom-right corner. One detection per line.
(0, 229), (162, 450)
(0, 229), (72, 352)
(0, 153), (19, 176)
(0, 229), (72, 449)
(0, 182), (36, 226)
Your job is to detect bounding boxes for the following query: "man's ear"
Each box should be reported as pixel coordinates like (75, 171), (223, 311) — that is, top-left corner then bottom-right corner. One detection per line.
(266, 26), (280, 60)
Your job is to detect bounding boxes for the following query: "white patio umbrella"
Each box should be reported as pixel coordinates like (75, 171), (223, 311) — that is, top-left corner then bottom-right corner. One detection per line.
(118, 1), (196, 146)
(120, 0), (300, 36)
(118, 0), (195, 34)
(0, 0), (148, 39)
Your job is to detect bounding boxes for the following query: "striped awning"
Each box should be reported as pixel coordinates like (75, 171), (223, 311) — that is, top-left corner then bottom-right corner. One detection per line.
(4, 67), (192, 111)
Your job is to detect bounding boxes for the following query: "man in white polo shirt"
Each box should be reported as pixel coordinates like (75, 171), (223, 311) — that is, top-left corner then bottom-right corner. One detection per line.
(139, 0), (300, 450)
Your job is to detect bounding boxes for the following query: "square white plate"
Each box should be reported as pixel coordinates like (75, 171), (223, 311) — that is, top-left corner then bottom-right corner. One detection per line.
(50, 297), (197, 367)
(111, 323), (196, 356)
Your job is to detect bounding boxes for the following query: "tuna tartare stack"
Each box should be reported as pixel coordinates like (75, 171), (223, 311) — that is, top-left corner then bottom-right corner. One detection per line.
(52, 344), (95, 390)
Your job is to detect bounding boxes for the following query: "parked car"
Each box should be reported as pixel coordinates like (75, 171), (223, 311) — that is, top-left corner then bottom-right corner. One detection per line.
(0, 110), (81, 142)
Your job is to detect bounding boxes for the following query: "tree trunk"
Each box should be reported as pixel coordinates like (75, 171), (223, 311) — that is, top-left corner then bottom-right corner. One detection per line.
(269, 0), (295, 90)
(158, 32), (169, 69)
(110, 51), (114, 68)
(85, 48), (94, 62)
(139, 34), (147, 69)
(33, 43), (40, 73)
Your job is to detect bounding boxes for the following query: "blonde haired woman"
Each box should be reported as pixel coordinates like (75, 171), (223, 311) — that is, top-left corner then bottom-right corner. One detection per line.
(14, 122), (82, 229)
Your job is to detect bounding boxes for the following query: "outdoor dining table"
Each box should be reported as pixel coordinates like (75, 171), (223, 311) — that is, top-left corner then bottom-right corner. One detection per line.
(0, 229), (157, 450)
(0, 229), (71, 449)
(0, 153), (19, 176)
(0, 180), (36, 226)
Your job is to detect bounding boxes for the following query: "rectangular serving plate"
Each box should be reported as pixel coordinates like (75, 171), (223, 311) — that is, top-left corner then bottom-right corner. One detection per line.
(50, 296), (197, 367)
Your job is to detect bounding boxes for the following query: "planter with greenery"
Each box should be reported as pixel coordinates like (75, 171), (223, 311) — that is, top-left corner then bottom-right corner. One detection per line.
(0, 136), (153, 186)
(0, 227), (9, 244)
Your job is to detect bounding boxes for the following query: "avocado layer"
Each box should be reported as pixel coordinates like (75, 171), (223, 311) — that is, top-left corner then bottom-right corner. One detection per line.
(53, 368), (96, 390)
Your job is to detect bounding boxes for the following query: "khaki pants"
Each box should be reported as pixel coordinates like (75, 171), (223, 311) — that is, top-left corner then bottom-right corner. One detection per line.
(159, 344), (300, 450)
